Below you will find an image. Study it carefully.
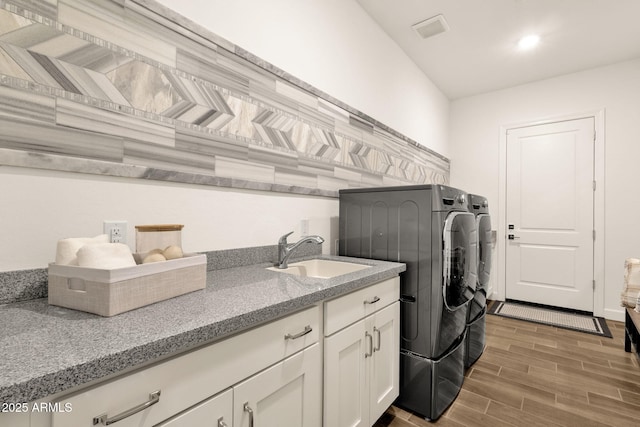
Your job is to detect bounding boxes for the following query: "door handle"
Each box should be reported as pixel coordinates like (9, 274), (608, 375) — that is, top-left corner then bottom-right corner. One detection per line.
(244, 402), (254, 427)
(93, 390), (161, 425)
(373, 327), (381, 352)
(365, 332), (373, 358)
(284, 325), (312, 340)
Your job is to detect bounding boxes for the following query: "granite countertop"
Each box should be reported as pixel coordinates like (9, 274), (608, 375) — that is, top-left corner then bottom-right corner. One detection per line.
(0, 255), (405, 403)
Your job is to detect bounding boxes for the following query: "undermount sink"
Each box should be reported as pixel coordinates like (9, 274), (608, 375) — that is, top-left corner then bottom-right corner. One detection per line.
(267, 259), (371, 279)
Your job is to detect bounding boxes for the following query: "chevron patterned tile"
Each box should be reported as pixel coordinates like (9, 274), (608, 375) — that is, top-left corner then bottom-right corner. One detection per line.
(0, 45), (33, 81)
(0, 0), (450, 195)
(0, 42), (62, 88)
(219, 94), (263, 140)
(252, 110), (298, 150)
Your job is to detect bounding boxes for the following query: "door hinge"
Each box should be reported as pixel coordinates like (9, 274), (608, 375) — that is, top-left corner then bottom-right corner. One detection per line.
(593, 180), (596, 191)
(593, 230), (596, 240)
(593, 279), (596, 290)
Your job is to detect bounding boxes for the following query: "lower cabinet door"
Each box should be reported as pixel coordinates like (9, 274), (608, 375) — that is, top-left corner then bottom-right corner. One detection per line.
(369, 302), (400, 423)
(324, 302), (400, 427)
(323, 318), (368, 427)
(155, 388), (232, 427)
(234, 343), (321, 427)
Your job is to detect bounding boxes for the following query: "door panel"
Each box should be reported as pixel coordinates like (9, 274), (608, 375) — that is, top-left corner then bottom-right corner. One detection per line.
(369, 302), (400, 423)
(324, 319), (368, 427)
(506, 118), (594, 311)
(234, 344), (321, 427)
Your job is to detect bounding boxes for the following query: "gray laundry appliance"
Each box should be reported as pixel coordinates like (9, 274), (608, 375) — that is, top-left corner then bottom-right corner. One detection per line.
(339, 184), (477, 421)
(464, 194), (492, 369)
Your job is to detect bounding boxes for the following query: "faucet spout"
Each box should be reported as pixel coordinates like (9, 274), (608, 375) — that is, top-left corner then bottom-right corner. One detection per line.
(277, 232), (324, 269)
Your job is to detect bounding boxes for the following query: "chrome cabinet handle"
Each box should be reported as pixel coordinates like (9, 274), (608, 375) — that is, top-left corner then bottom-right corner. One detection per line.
(217, 416), (228, 427)
(373, 326), (381, 352)
(285, 325), (312, 340)
(244, 402), (254, 427)
(365, 331), (373, 358)
(364, 296), (380, 305)
(93, 390), (161, 425)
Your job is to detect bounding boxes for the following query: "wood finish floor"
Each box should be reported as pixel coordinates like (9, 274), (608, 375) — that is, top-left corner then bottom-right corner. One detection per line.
(374, 310), (640, 427)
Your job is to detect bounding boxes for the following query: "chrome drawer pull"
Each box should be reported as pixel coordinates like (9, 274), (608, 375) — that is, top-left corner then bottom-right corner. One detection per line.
(93, 390), (161, 425)
(244, 402), (254, 427)
(218, 416), (228, 427)
(364, 296), (380, 305)
(285, 325), (312, 340)
(373, 327), (381, 352)
(365, 331), (373, 358)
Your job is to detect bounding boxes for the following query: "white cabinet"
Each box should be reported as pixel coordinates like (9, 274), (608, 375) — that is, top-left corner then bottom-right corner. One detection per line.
(323, 277), (400, 427)
(157, 343), (322, 427)
(20, 274), (401, 427)
(234, 343), (322, 427)
(156, 389), (232, 427)
(50, 306), (320, 427)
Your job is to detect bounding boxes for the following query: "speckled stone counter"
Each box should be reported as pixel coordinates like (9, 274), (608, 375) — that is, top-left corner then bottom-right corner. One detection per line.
(0, 255), (405, 404)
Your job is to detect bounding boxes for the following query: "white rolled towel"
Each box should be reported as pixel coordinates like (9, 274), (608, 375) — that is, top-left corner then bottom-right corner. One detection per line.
(76, 243), (137, 269)
(55, 234), (110, 265)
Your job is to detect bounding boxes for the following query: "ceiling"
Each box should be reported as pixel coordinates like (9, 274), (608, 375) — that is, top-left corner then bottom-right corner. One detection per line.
(356, 0), (640, 100)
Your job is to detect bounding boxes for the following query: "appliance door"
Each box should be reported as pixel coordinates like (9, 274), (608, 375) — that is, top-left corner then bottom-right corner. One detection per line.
(476, 213), (492, 291)
(443, 211), (477, 311)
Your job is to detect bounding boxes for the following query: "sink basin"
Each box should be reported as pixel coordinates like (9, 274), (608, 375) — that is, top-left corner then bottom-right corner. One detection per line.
(267, 259), (371, 279)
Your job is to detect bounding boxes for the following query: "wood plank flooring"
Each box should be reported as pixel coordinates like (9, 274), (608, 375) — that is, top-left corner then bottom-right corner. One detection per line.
(374, 309), (640, 427)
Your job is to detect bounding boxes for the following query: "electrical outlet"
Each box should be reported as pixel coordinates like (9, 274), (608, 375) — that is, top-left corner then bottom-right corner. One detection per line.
(300, 219), (309, 237)
(103, 221), (127, 244)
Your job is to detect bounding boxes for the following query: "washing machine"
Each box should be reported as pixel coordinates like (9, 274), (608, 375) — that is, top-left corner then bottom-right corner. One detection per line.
(339, 184), (477, 420)
(464, 194), (492, 368)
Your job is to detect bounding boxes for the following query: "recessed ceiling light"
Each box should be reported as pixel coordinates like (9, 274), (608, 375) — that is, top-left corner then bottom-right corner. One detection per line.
(518, 34), (540, 51)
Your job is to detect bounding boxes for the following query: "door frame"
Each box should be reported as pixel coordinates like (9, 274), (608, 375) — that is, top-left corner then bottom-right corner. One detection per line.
(497, 109), (605, 316)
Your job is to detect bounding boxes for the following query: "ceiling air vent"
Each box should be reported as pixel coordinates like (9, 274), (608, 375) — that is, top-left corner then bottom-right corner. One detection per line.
(412, 14), (449, 39)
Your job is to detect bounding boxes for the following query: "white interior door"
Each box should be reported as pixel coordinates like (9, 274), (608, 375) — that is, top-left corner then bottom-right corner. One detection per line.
(506, 117), (594, 311)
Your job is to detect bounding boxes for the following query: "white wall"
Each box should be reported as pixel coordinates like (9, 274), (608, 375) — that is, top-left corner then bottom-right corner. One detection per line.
(157, 0), (450, 156)
(1, 167), (338, 270)
(449, 58), (640, 320)
(2, 0), (450, 272)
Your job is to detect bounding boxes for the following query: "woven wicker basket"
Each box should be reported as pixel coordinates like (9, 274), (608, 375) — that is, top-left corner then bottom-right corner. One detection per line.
(48, 253), (206, 316)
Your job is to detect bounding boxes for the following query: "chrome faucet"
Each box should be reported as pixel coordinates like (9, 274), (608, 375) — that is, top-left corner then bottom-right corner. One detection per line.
(277, 231), (324, 269)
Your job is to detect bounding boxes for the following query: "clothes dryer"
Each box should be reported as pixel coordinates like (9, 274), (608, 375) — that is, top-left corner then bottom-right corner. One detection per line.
(339, 185), (477, 420)
(464, 194), (492, 368)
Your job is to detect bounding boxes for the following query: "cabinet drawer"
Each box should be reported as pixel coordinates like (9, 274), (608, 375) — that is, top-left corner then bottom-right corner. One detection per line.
(324, 277), (399, 336)
(156, 388), (232, 427)
(52, 305), (320, 427)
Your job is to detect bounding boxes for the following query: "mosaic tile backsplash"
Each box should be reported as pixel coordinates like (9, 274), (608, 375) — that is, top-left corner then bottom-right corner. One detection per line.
(0, 0), (449, 196)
